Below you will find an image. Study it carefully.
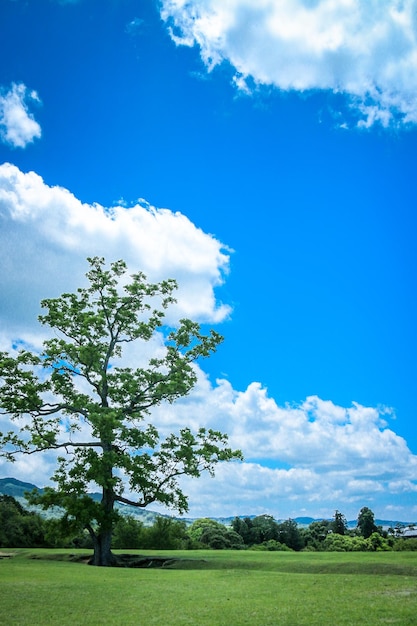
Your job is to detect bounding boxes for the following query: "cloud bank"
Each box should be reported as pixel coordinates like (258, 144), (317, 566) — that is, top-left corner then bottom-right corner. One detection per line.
(160, 0), (417, 128)
(2, 370), (417, 520)
(0, 83), (42, 148)
(0, 163), (230, 343)
(148, 377), (417, 519)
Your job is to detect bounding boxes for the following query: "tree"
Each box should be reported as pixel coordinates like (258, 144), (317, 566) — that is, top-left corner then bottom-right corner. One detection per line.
(251, 515), (279, 544)
(357, 507), (378, 539)
(332, 510), (348, 535)
(142, 516), (188, 550)
(0, 495), (46, 548)
(112, 515), (144, 550)
(0, 258), (242, 566)
(303, 519), (331, 550)
(188, 518), (244, 549)
(231, 516), (253, 545)
(276, 518), (304, 551)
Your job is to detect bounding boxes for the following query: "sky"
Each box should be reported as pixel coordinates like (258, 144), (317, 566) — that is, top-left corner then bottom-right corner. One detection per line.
(0, 0), (416, 523)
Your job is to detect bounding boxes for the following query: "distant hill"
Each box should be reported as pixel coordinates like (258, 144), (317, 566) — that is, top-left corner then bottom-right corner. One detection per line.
(1, 477), (414, 528)
(0, 477), (43, 498)
(0, 477), (172, 525)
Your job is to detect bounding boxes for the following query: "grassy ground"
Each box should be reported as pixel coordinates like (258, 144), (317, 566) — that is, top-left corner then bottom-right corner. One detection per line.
(1, 549), (416, 625)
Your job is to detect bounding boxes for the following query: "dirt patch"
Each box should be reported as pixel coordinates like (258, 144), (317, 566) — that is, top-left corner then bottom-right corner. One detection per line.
(0, 551), (16, 559)
(93, 554), (207, 568)
(23, 552), (207, 568)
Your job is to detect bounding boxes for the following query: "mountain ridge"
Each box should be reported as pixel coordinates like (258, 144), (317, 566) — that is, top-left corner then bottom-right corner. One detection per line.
(1, 477), (414, 528)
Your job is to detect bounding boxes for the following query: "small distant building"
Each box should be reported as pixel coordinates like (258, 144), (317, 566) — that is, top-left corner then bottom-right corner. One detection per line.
(402, 527), (417, 539)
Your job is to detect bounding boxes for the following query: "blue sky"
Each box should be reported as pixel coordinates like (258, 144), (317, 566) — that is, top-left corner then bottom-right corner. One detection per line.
(0, 0), (416, 522)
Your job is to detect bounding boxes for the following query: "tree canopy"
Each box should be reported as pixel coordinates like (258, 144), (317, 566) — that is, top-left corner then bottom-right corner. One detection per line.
(0, 257), (242, 565)
(357, 507), (378, 538)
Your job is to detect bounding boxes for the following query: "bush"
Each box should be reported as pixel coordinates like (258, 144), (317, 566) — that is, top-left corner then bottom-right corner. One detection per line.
(251, 540), (292, 551)
(187, 518), (245, 549)
(394, 538), (417, 551)
(366, 532), (391, 551)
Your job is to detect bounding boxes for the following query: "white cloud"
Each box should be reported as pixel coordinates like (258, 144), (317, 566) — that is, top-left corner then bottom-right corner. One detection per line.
(0, 83), (42, 148)
(0, 163), (230, 343)
(1, 283), (416, 519)
(147, 375), (417, 519)
(160, 0), (417, 128)
(1, 164), (416, 521)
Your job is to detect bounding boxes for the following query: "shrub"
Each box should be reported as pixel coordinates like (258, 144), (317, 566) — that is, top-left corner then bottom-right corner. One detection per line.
(394, 538), (417, 551)
(251, 540), (292, 551)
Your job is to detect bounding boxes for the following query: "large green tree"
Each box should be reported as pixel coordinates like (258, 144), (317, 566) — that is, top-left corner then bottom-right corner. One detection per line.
(357, 506), (378, 539)
(0, 258), (241, 566)
(332, 509), (348, 535)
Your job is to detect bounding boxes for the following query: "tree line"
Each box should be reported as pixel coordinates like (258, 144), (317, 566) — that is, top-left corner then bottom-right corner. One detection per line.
(1, 495), (415, 552)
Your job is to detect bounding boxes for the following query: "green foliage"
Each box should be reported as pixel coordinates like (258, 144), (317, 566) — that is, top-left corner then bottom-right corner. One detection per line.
(394, 538), (417, 551)
(112, 513), (189, 550)
(141, 516), (188, 550)
(324, 534), (356, 552)
(0, 495), (46, 548)
(250, 539), (292, 551)
(231, 516), (253, 544)
(276, 518), (305, 551)
(323, 531), (392, 552)
(252, 514), (279, 543)
(111, 515), (144, 550)
(230, 515), (305, 551)
(42, 518), (93, 549)
(367, 532), (391, 552)
(357, 506), (378, 538)
(302, 520), (331, 550)
(187, 518), (244, 549)
(0, 258), (242, 565)
(332, 510), (348, 535)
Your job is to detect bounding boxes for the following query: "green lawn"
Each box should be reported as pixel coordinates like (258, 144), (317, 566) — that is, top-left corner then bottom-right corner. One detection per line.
(1, 550), (416, 625)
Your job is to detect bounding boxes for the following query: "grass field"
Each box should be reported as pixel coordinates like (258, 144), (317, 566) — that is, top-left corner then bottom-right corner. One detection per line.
(1, 549), (416, 625)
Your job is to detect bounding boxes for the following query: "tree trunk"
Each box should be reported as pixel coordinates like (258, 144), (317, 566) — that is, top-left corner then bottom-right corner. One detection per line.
(91, 480), (116, 566)
(91, 527), (116, 566)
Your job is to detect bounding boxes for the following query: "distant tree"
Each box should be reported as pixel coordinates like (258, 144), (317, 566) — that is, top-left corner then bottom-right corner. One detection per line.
(302, 520), (332, 550)
(112, 515), (144, 550)
(200, 527), (244, 550)
(43, 517), (93, 549)
(323, 533), (352, 552)
(251, 515), (279, 544)
(332, 510), (348, 535)
(0, 258), (242, 566)
(142, 516), (188, 550)
(277, 519), (304, 551)
(187, 518), (222, 543)
(0, 495), (46, 548)
(357, 507), (378, 539)
(391, 522), (407, 538)
(187, 518), (244, 549)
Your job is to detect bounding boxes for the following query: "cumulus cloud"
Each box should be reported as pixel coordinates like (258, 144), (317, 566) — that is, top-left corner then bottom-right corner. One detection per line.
(160, 0), (417, 128)
(147, 376), (417, 519)
(0, 163), (230, 343)
(3, 371), (416, 519)
(0, 83), (42, 148)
